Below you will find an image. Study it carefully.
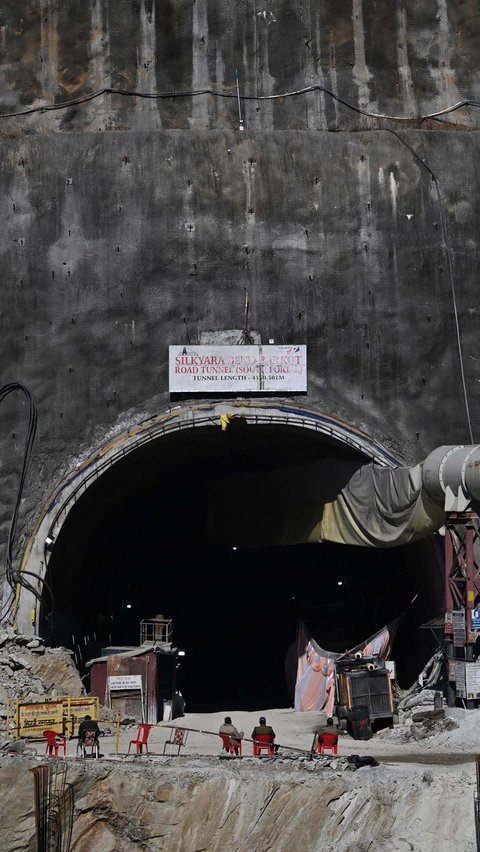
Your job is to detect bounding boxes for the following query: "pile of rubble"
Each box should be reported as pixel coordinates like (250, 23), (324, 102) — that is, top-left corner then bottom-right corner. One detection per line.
(218, 752), (379, 772)
(0, 627), (83, 718)
(374, 687), (460, 743)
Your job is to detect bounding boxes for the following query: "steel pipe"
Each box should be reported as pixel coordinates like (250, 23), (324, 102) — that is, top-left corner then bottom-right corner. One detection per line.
(422, 445), (480, 505)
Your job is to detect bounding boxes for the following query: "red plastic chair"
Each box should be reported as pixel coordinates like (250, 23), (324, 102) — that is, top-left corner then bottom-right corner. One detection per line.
(253, 733), (275, 756)
(43, 729), (67, 757)
(220, 733), (242, 756)
(128, 723), (152, 755)
(317, 732), (338, 755)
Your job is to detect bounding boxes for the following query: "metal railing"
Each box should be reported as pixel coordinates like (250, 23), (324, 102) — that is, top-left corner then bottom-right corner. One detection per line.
(140, 618), (173, 646)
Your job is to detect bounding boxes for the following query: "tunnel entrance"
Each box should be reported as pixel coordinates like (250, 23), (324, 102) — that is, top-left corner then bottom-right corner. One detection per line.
(36, 407), (442, 712)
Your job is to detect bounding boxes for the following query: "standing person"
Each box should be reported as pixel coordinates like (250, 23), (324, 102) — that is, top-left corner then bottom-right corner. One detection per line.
(219, 716), (244, 755)
(251, 716), (279, 753)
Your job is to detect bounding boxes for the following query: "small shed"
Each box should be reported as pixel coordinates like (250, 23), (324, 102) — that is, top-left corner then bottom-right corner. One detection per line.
(87, 644), (178, 723)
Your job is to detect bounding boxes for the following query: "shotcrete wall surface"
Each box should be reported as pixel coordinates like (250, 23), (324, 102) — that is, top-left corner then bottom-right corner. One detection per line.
(1, 7), (478, 845)
(2, 2), (480, 581)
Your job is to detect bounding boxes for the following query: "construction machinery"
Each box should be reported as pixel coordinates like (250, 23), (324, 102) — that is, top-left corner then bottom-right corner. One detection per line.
(335, 654), (395, 733)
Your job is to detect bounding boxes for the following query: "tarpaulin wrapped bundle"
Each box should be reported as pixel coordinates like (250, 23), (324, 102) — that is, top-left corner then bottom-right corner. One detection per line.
(294, 624), (338, 716)
(349, 622), (395, 659)
(295, 621), (396, 714)
(207, 446), (480, 549)
(308, 462), (445, 548)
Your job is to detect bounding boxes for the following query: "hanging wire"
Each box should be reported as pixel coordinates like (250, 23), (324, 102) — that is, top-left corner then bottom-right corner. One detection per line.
(0, 83), (478, 123)
(1, 383), (37, 587)
(0, 383), (54, 622)
(384, 128), (474, 444)
(237, 289), (254, 345)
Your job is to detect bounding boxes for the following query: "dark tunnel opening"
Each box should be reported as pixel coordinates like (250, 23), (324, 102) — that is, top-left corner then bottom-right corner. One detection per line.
(39, 422), (443, 712)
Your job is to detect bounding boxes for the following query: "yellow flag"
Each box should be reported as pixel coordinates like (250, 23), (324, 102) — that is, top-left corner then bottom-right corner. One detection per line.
(220, 414), (233, 431)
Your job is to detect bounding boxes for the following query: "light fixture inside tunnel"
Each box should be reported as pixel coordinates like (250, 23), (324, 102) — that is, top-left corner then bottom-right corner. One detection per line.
(44, 535), (55, 550)
(34, 418), (446, 707)
(172, 647), (186, 658)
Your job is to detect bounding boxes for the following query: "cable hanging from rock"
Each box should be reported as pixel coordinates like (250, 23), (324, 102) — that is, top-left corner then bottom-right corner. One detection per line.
(0, 84), (479, 124)
(0, 383), (53, 622)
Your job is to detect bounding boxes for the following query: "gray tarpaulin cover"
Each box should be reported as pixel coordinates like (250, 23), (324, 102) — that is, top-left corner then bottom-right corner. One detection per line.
(307, 463), (445, 548)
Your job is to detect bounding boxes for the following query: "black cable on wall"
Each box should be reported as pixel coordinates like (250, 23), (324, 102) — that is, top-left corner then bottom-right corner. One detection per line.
(0, 383), (44, 621)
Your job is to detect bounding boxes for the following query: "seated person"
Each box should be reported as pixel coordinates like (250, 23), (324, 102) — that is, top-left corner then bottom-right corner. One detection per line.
(314, 716), (338, 751)
(251, 716), (279, 753)
(77, 714), (101, 746)
(318, 717), (338, 736)
(219, 716), (244, 755)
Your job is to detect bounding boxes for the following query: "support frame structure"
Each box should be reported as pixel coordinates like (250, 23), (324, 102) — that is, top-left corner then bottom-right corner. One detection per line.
(444, 511), (480, 706)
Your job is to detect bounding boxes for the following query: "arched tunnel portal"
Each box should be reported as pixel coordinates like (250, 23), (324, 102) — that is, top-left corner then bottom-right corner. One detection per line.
(20, 402), (442, 712)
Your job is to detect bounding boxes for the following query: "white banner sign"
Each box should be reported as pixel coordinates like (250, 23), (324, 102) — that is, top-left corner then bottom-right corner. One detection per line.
(466, 662), (480, 698)
(108, 675), (142, 691)
(169, 345), (307, 393)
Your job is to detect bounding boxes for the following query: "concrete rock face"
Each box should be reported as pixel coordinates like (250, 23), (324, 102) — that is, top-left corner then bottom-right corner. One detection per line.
(1, 3), (480, 578)
(2, 1), (480, 133)
(0, 629), (82, 717)
(0, 757), (474, 852)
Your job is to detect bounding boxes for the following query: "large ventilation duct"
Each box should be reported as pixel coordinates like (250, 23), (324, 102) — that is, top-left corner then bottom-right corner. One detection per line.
(422, 445), (480, 511)
(308, 446), (480, 548)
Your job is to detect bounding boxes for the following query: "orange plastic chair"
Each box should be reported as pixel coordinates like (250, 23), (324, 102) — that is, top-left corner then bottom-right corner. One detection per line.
(43, 729), (67, 757)
(253, 733), (275, 756)
(128, 723), (152, 755)
(220, 733), (242, 756)
(317, 732), (338, 755)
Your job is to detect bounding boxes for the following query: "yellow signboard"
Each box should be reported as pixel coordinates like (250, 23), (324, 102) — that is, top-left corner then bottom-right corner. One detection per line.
(63, 696), (99, 736)
(15, 695), (100, 738)
(16, 700), (64, 738)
